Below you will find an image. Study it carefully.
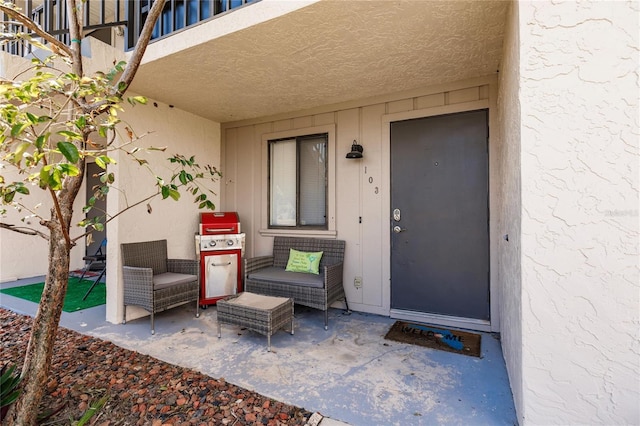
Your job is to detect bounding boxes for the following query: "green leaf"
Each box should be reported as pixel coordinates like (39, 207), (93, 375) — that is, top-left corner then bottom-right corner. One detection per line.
(3, 190), (15, 203)
(179, 171), (188, 185)
(75, 115), (87, 130)
(39, 167), (51, 189)
(161, 186), (170, 199)
(59, 163), (80, 176)
(1, 390), (20, 406)
(13, 142), (30, 164)
(14, 185), (29, 195)
(57, 130), (82, 141)
(11, 123), (29, 137)
(95, 155), (114, 170)
(35, 134), (48, 150)
(25, 112), (38, 124)
(50, 169), (62, 190)
(168, 189), (180, 201)
(57, 142), (79, 163)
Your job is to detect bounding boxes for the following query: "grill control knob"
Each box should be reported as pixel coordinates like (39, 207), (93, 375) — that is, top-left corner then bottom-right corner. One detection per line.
(209, 241), (217, 247)
(227, 240), (234, 246)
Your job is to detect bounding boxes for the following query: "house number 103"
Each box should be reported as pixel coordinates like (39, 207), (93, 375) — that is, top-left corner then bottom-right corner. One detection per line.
(368, 177), (378, 194)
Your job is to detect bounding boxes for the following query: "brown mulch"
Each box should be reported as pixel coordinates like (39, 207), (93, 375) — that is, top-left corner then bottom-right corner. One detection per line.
(0, 308), (312, 425)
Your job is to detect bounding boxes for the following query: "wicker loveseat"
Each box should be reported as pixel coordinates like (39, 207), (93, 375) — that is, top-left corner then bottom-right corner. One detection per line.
(121, 239), (200, 334)
(244, 236), (348, 329)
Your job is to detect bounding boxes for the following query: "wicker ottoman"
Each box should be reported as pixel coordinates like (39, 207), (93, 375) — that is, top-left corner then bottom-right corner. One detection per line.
(217, 292), (294, 351)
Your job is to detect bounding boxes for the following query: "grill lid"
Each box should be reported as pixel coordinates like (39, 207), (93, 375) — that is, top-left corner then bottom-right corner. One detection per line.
(199, 212), (240, 235)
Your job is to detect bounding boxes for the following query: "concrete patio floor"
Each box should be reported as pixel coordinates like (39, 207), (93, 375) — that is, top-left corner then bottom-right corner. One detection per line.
(1, 276), (517, 425)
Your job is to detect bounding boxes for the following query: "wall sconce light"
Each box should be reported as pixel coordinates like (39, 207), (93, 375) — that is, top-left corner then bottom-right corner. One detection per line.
(346, 140), (364, 159)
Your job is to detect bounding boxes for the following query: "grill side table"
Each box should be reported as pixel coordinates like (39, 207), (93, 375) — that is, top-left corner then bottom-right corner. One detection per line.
(217, 292), (294, 351)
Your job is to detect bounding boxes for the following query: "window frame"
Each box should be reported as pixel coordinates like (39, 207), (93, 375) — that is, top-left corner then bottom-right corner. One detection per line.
(267, 133), (328, 230)
(260, 124), (337, 238)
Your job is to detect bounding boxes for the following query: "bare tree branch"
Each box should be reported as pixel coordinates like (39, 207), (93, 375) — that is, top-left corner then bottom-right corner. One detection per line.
(65, 0), (83, 77)
(0, 222), (49, 240)
(0, 4), (71, 57)
(116, 0), (166, 95)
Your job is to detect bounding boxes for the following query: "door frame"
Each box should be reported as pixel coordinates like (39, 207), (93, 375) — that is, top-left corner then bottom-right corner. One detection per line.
(381, 98), (500, 332)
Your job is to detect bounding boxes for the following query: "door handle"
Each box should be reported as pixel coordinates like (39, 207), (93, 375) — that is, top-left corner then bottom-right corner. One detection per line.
(393, 226), (406, 233)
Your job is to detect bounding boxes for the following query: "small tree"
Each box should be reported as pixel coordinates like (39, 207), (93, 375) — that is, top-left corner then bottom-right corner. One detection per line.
(0, 1), (219, 424)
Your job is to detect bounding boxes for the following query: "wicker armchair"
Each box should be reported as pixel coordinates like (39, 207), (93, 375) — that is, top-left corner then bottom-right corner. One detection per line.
(121, 239), (199, 334)
(244, 237), (347, 329)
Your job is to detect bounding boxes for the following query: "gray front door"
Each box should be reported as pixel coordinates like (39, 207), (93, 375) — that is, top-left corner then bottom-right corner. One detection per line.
(390, 109), (489, 320)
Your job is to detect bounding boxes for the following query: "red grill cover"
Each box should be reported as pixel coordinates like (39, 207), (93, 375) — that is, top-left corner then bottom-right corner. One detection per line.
(199, 212), (240, 235)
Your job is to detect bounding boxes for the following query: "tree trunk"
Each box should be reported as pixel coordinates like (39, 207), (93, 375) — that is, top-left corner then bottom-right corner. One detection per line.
(4, 191), (79, 424)
(2, 0), (166, 422)
(5, 227), (70, 424)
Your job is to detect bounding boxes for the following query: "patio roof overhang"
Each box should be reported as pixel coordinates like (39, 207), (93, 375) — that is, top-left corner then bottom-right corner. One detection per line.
(127, 0), (508, 124)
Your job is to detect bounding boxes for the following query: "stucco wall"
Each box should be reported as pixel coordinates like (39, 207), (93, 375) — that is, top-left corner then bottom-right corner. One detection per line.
(0, 39), (221, 323)
(221, 76), (499, 323)
(519, 1), (639, 424)
(0, 51), (91, 282)
(0, 165), (86, 281)
(496, 1), (524, 423)
(105, 97), (221, 324)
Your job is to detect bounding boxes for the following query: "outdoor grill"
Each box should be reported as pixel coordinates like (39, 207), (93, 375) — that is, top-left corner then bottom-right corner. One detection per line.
(196, 212), (245, 307)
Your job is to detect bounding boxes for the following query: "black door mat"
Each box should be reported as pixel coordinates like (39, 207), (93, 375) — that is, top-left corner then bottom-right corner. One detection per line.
(384, 321), (482, 358)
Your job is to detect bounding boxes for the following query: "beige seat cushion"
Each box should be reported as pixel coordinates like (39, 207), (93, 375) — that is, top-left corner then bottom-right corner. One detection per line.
(153, 272), (197, 290)
(227, 292), (290, 310)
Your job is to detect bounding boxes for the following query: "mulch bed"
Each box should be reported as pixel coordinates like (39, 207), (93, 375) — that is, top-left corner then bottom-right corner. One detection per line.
(0, 308), (312, 425)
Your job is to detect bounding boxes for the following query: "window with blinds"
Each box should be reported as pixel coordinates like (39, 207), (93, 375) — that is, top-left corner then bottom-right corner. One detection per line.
(268, 134), (328, 229)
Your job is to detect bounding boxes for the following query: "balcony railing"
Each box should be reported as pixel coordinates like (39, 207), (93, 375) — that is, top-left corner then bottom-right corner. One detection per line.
(1, 0), (255, 57)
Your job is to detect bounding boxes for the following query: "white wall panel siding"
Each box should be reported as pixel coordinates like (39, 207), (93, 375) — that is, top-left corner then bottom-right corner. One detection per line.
(293, 116), (314, 130)
(222, 77), (498, 317)
(518, 1), (639, 425)
(415, 93), (445, 110)
(387, 98), (414, 115)
(448, 87), (480, 104)
(361, 104), (386, 308)
(234, 126), (255, 255)
(314, 112), (335, 127)
(273, 119), (292, 133)
(222, 127), (238, 213)
(336, 108), (363, 306)
(252, 123), (274, 258)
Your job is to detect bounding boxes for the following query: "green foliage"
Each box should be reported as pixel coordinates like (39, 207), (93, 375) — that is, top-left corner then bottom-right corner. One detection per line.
(0, 364), (22, 416)
(73, 393), (109, 426)
(0, 46), (220, 236)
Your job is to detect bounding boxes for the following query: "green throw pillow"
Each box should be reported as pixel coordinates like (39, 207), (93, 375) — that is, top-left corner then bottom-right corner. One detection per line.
(285, 249), (323, 275)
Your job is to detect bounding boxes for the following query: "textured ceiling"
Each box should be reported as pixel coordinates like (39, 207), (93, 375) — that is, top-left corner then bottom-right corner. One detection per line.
(128, 0), (508, 124)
